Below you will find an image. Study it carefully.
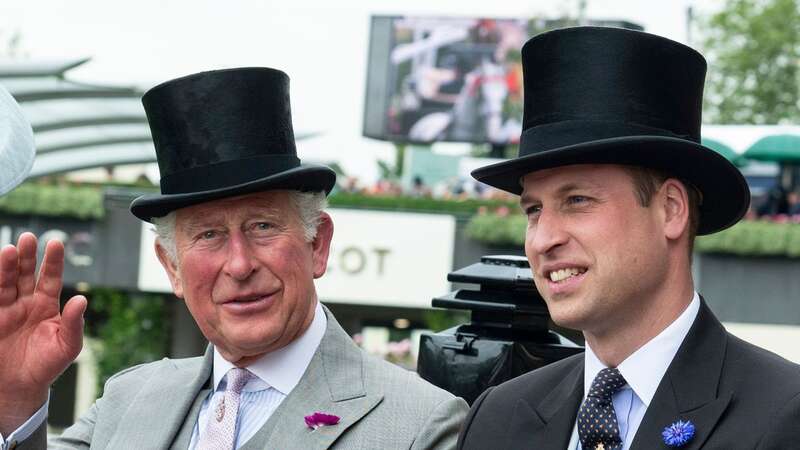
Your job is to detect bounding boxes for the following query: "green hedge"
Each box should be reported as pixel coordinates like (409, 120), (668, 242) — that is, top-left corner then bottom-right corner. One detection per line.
(329, 192), (516, 215)
(0, 183), (105, 220)
(694, 220), (800, 258)
(465, 212), (527, 246)
(1, 183), (517, 220)
(465, 213), (800, 258)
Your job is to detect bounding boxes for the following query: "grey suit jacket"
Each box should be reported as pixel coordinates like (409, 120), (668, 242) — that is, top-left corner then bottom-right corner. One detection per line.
(22, 307), (468, 449)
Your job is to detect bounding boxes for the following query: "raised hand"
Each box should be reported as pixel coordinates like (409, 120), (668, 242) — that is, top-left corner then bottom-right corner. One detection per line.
(0, 232), (86, 435)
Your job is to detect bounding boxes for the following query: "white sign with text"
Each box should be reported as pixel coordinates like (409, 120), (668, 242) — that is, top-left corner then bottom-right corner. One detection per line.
(137, 222), (172, 294)
(137, 208), (456, 308)
(317, 209), (455, 308)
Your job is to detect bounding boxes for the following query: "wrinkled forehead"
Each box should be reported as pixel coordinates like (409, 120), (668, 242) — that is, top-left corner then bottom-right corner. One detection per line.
(174, 190), (298, 226)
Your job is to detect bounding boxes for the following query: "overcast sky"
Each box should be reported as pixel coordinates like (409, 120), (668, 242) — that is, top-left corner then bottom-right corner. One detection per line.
(0, 0), (725, 181)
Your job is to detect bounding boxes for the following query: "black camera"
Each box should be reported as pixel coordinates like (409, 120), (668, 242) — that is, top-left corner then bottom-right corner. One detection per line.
(417, 255), (583, 404)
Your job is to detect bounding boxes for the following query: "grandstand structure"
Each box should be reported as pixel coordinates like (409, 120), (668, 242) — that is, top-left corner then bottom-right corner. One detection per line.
(0, 58), (154, 178)
(0, 58), (323, 182)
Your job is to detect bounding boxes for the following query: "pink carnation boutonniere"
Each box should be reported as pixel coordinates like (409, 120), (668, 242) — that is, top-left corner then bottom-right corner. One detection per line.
(304, 411), (341, 430)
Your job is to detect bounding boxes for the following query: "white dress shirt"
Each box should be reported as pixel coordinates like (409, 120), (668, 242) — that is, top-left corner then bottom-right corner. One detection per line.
(568, 293), (700, 450)
(0, 394), (49, 450)
(189, 300), (326, 449)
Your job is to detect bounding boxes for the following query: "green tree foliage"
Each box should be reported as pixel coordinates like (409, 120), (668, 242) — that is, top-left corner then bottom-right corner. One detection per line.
(700, 0), (800, 124)
(86, 289), (170, 394)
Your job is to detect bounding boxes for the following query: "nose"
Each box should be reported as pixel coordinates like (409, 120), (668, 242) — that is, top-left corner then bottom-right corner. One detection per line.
(526, 208), (569, 258)
(224, 232), (257, 281)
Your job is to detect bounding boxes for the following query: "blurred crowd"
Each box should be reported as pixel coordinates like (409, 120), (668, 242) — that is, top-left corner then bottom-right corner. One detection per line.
(751, 186), (800, 222)
(339, 175), (516, 202)
(340, 175), (800, 225)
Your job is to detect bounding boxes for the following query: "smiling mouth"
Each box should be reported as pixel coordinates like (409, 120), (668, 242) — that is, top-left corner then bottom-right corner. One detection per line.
(548, 267), (587, 283)
(225, 292), (275, 304)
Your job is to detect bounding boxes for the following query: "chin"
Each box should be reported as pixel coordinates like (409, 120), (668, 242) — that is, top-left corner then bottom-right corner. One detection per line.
(546, 303), (592, 331)
(550, 315), (585, 331)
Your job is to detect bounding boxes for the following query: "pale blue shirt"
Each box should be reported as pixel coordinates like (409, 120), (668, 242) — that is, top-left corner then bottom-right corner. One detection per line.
(189, 300), (326, 449)
(0, 302), (325, 450)
(568, 293), (700, 450)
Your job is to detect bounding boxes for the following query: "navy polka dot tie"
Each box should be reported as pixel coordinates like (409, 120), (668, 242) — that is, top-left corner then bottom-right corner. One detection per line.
(577, 367), (626, 450)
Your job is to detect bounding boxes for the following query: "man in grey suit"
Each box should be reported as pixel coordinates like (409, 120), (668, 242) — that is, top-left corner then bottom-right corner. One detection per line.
(0, 68), (467, 449)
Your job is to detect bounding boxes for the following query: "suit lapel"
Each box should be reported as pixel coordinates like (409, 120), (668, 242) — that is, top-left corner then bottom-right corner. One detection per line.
(256, 306), (383, 449)
(631, 299), (731, 449)
(170, 386), (212, 450)
(107, 346), (213, 450)
(507, 358), (583, 450)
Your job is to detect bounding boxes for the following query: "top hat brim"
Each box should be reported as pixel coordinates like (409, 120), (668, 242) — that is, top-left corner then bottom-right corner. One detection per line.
(130, 163), (336, 222)
(472, 136), (750, 235)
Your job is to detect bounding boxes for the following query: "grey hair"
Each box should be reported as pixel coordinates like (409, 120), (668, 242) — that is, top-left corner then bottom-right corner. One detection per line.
(151, 191), (328, 263)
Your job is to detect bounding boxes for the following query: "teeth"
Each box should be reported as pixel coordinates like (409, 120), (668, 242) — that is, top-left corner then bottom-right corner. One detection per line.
(549, 268), (585, 282)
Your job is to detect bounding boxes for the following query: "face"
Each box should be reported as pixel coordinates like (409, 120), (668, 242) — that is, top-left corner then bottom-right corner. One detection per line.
(520, 164), (671, 335)
(156, 190), (333, 365)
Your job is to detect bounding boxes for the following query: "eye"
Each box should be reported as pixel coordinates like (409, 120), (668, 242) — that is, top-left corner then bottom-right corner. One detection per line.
(525, 204), (542, 216)
(200, 230), (218, 240)
(567, 195), (589, 205)
(250, 222), (274, 235)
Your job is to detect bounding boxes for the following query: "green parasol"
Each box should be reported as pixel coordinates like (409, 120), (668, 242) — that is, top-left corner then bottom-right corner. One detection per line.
(743, 134), (800, 163)
(701, 137), (744, 166)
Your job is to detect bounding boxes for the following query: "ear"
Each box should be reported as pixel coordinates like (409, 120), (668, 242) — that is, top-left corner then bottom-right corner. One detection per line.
(660, 179), (690, 241)
(155, 240), (184, 299)
(311, 212), (334, 279)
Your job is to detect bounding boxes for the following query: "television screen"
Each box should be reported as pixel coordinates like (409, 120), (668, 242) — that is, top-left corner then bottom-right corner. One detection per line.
(363, 16), (643, 145)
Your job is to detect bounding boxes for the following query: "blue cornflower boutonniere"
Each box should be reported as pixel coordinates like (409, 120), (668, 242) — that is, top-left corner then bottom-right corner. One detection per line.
(304, 411), (341, 430)
(662, 420), (695, 447)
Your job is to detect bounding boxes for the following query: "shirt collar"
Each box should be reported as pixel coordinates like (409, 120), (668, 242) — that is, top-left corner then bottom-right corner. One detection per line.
(212, 300), (327, 395)
(583, 292), (700, 407)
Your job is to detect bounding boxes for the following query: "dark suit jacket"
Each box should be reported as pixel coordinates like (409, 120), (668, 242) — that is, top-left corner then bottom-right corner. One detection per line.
(458, 300), (800, 449)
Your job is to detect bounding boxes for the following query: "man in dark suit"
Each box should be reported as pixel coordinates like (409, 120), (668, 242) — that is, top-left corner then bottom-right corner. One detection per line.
(457, 26), (800, 450)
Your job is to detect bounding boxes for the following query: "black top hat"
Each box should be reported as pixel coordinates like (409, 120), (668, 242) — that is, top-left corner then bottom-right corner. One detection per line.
(471, 27), (749, 235)
(130, 67), (336, 222)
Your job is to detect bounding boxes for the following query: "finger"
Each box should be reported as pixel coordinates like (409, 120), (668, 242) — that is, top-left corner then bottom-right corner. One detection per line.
(16, 232), (39, 297)
(0, 244), (20, 305)
(60, 295), (87, 359)
(34, 239), (66, 302)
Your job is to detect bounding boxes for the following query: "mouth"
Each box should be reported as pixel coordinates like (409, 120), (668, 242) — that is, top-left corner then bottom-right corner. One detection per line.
(219, 291), (279, 313)
(228, 294), (266, 304)
(546, 267), (588, 284)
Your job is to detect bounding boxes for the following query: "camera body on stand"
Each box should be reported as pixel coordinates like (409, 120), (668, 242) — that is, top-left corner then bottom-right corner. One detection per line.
(417, 255), (583, 404)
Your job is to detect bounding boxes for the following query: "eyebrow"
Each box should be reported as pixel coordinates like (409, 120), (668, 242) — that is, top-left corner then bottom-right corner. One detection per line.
(521, 182), (598, 204)
(179, 208), (286, 234)
(179, 217), (223, 236)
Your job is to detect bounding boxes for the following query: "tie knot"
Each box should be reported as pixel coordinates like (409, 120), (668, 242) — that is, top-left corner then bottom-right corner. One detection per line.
(224, 368), (254, 394)
(588, 367), (626, 401)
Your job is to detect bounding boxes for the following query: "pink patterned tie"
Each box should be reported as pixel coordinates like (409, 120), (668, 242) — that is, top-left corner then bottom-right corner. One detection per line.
(197, 368), (254, 450)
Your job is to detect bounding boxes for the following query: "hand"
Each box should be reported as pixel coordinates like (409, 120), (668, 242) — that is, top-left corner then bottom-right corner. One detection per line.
(0, 232), (86, 434)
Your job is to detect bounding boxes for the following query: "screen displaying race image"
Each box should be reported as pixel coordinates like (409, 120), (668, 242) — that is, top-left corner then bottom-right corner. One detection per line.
(364, 16), (526, 145)
(363, 16), (642, 145)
